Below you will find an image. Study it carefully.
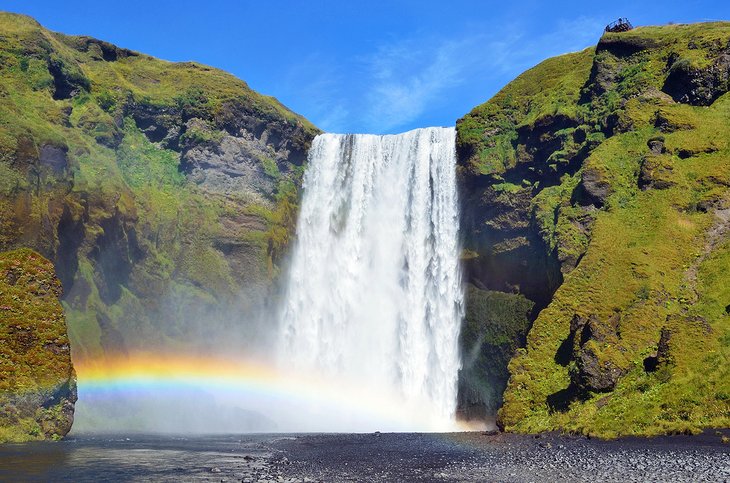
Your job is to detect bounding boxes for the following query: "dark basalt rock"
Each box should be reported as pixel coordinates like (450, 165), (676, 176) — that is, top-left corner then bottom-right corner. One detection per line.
(647, 136), (666, 155)
(639, 155), (676, 191)
(57, 32), (139, 61)
(38, 144), (68, 174)
(214, 97), (313, 166)
(457, 286), (534, 421)
(181, 132), (277, 197)
(596, 35), (659, 58)
(582, 55), (619, 99)
(459, 187), (563, 310)
(126, 102), (182, 147)
(573, 167), (611, 208)
(457, 114), (587, 312)
(88, 211), (143, 305)
(573, 346), (627, 393)
(653, 110), (694, 133)
(559, 314), (629, 394)
(655, 327), (673, 366)
(124, 96), (315, 198)
(47, 56), (90, 100)
(663, 53), (730, 106)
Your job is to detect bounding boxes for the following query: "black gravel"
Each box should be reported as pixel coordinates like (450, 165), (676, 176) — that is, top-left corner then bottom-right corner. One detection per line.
(0, 431), (728, 482)
(271, 431), (730, 482)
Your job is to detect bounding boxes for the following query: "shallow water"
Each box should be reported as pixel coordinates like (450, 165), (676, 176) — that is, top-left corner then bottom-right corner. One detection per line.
(0, 434), (277, 482)
(1, 432), (728, 482)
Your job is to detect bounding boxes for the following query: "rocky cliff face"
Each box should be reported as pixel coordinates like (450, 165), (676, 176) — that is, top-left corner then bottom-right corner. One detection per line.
(457, 22), (730, 436)
(0, 249), (76, 442)
(0, 12), (319, 362)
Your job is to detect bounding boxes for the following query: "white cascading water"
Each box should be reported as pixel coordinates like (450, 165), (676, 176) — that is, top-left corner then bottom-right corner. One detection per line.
(277, 127), (463, 431)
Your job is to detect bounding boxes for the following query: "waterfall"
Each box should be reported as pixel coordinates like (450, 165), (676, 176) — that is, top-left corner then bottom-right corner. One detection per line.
(277, 127), (463, 431)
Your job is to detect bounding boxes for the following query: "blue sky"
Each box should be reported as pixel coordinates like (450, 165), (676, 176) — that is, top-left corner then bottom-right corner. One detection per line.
(1, 1), (728, 133)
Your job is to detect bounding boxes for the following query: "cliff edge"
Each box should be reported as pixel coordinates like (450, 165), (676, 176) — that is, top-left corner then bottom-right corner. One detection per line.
(457, 22), (730, 437)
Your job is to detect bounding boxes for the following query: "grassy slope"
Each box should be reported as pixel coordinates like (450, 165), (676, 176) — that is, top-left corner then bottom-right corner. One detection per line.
(458, 22), (730, 437)
(0, 12), (318, 359)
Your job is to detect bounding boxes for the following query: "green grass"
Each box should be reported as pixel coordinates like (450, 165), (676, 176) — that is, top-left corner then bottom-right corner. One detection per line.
(458, 21), (730, 437)
(0, 11), (316, 363)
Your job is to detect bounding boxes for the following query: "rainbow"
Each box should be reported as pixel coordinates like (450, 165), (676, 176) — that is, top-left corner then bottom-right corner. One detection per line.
(74, 352), (466, 432)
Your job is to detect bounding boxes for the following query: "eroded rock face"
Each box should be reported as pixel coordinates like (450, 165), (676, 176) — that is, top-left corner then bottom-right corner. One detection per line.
(573, 167), (612, 208)
(180, 122), (277, 200)
(456, 286), (534, 421)
(0, 249), (77, 442)
(663, 52), (730, 106)
(0, 12), (320, 363)
(568, 314), (628, 394)
(639, 155), (676, 190)
(459, 22), (730, 437)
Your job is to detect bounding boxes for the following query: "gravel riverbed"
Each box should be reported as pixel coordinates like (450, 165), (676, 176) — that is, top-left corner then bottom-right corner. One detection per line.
(0, 431), (728, 482)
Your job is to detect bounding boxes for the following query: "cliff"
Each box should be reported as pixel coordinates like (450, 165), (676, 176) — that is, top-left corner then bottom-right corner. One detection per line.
(0, 12), (319, 364)
(457, 22), (730, 437)
(0, 248), (76, 442)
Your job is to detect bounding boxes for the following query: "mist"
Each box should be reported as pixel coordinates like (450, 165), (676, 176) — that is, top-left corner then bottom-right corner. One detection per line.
(71, 128), (465, 435)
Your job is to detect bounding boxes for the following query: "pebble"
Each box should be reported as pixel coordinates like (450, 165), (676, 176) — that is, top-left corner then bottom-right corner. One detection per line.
(8, 432), (726, 482)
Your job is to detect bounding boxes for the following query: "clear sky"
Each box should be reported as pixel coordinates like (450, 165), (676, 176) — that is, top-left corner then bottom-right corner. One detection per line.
(1, 1), (728, 133)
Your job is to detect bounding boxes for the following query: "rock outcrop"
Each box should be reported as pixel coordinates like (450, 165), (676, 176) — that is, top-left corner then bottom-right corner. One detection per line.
(0, 249), (76, 442)
(0, 12), (319, 363)
(457, 21), (730, 437)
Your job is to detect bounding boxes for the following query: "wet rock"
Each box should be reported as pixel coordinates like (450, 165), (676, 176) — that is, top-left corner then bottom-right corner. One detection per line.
(457, 286), (534, 421)
(38, 144), (68, 174)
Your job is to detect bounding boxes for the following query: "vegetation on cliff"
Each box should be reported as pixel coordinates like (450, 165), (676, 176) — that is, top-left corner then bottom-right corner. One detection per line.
(0, 248), (76, 442)
(457, 22), (730, 437)
(0, 12), (318, 361)
(457, 285), (534, 421)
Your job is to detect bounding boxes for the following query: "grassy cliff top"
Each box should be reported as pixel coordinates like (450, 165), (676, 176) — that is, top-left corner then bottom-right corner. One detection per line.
(0, 11), (316, 136)
(458, 22), (730, 178)
(0, 12), (318, 361)
(0, 11), (317, 168)
(457, 21), (730, 437)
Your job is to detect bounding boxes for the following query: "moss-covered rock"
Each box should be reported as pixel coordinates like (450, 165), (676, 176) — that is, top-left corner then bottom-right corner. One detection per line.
(0, 12), (319, 362)
(0, 248), (76, 442)
(457, 285), (533, 421)
(457, 22), (730, 437)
